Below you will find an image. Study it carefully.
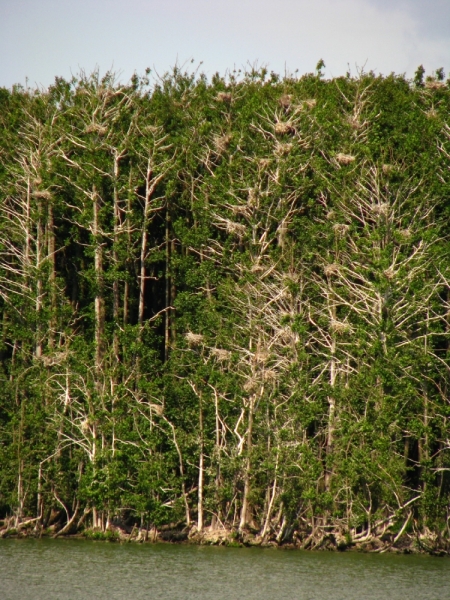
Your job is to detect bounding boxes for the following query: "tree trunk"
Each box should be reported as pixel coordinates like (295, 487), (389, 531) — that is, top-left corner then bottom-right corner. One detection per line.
(93, 186), (104, 371)
(239, 395), (254, 530)
(35, 201), (43, 359)
(164, 208), (170, 362)
(198, 393), (204, 532)
(47, 199), (56, 349)
(112, 155), (121, 362)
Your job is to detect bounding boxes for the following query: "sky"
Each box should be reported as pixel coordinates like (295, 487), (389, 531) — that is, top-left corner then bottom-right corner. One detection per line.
(1, 0), (449, 89)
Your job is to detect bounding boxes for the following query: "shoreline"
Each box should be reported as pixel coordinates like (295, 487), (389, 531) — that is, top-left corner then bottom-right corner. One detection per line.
(1, 522), (448, 556)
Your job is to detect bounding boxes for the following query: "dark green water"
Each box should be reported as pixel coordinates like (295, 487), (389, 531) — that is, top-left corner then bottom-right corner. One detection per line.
(1, 539), (449, 600)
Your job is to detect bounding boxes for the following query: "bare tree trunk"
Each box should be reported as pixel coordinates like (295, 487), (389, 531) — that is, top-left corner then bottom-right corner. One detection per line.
(164, 208), (170, 362)
(239, 395), (254, 530)
(261, 448), (279, 540)
(24, 178), (31, 285)
(47, 199), (56, 349)
(112, 155), (121, 362)
(138, 214), (148, 329)
(325, 336), (337, 492)
(35, 201), (43, 359)
(93, 186), (104, 371)
(138, 159), (155, 330)
(163, 417), (191, 526)
(171, 237), (176, 345)
(212, 386), (223, 527)
(92, 187), (104, 525)
(56, 504), (80, 538)
(198, 392), (204, 532)
(15, 460), (24, 527)
(36, 464), (43, 522)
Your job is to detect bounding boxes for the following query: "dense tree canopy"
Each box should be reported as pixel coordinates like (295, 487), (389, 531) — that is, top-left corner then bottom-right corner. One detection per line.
(0, 66), (449, 549)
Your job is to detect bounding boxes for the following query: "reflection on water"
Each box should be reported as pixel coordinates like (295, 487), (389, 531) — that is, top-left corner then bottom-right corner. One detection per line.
(0, 539), (449, 600)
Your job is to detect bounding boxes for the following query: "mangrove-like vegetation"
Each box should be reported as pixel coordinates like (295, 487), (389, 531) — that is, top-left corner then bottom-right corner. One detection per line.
(0, 63), (450, 552)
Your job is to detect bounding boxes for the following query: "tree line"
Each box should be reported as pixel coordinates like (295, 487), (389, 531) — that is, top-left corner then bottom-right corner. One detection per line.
(0, 64), (449, 548)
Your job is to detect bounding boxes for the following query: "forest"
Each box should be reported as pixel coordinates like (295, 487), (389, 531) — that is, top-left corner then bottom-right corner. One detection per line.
(0, 63), (449, 551)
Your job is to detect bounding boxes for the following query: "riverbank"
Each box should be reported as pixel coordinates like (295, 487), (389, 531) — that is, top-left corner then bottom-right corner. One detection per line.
(1, 519), (448, 556)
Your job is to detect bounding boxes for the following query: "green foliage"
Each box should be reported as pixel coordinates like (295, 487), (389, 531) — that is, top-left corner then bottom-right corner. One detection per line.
(0, 66), (449, 541)
(84, 528), (120, 541)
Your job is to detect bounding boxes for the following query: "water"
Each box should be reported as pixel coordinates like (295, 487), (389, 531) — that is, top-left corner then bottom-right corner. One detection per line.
(1, 539), (449, 600)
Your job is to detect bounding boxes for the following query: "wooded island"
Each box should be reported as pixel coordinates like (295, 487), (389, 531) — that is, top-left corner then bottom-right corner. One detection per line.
(0, 64), (449, 552)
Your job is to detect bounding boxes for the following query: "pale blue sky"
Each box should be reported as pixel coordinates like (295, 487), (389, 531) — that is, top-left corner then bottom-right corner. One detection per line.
(1, 0), (448, 89)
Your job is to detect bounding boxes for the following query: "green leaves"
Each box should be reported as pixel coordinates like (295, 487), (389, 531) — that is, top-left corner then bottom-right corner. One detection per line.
(0, 67), (449, 539)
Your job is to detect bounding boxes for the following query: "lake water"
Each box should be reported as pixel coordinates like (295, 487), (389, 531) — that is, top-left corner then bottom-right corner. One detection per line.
(1, 539), (449, 600)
